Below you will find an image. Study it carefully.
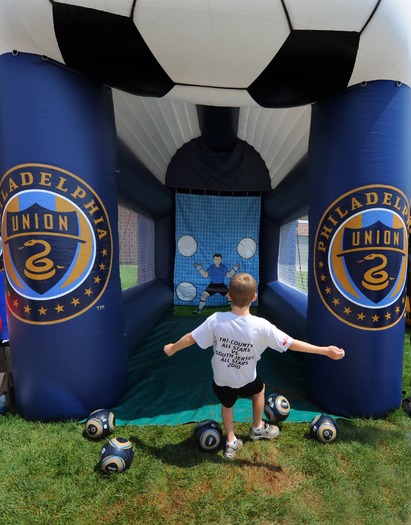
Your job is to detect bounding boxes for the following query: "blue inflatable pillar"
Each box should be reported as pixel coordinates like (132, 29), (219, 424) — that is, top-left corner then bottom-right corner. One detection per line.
(0, 53), (127, 420)
(0, 266), (8, 341)
(306, 81), (411, 418)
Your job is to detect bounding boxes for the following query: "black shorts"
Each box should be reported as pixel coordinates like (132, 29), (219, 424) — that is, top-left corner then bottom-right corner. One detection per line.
(205, 283), (229, 296)
(212, 375), (264, 408)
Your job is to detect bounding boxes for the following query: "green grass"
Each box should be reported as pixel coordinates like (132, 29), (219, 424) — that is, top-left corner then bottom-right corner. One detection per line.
(295, 270), (308, 293)
(120, 264), (138, 290)
(1, 336), (411, 525)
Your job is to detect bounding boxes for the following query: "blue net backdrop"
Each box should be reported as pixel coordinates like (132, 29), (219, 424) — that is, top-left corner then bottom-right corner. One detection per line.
(174, 194), (261, 307)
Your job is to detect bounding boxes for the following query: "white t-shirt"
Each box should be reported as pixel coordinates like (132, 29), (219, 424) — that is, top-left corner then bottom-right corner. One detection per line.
(191, 311), (293, 388)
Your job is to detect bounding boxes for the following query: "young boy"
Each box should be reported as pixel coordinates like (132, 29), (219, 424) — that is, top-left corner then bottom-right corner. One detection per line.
(164, 273), (345, 459)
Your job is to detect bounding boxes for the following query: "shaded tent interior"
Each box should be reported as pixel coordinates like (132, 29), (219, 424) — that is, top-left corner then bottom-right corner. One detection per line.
(118, 104), (310, 356)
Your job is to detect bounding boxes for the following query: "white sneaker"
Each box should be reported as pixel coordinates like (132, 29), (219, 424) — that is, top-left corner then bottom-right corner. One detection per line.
(249, 422), (280, 441)
(224, 439), (243, 459)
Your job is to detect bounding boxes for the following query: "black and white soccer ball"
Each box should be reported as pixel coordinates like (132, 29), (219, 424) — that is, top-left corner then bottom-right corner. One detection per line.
(193, 420), (223, 452)
(264, 393), (291, 424)
(0, 1), (408, 109)
(85, 408), (115, 440)
(309, 414), (338, 443)
(99, 437), (134, 474)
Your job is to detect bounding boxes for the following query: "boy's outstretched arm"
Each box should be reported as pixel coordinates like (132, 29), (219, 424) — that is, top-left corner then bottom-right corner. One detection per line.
(164, 333), (195, 357)
(289, 340), (345, 360)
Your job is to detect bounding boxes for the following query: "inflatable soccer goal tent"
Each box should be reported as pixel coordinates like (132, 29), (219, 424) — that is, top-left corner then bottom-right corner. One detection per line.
(0, 0), (410, 421)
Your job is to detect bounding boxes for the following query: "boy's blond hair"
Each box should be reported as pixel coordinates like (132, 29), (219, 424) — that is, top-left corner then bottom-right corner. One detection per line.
(228, 273), (257, 307)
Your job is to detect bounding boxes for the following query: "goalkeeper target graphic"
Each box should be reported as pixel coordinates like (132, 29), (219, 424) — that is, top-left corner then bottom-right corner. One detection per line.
(174, 194), (260, 307)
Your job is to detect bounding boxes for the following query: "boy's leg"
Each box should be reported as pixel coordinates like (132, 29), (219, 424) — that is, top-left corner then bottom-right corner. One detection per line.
(213, 382), (237, 441)
(221, 404), (243, 459)
(221, 405), (235, 443)
(248, 382), (279, 441)
(212, 382), (244, 458)
(251, 383), (265, 428)
(236, 376), (266, 429)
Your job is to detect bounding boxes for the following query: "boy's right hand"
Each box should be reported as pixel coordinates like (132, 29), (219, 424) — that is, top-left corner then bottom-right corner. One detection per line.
(327, 346), (345, 360)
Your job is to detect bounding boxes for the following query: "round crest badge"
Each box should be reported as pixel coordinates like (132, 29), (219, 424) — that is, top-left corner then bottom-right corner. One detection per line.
(314, 184), (409, 330)
(0, 164), (112, 324)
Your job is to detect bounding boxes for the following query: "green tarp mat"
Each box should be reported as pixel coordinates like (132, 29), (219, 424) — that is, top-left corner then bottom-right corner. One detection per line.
(113, 309), (327, 426)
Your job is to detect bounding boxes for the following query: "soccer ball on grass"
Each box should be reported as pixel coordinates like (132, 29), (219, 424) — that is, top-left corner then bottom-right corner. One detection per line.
(99, 437), (134, 474)
(264, 393), (291, 424)
(309, 414), (338, 443)
(85, 408), (115, 440)
(193, 420), (223, 452)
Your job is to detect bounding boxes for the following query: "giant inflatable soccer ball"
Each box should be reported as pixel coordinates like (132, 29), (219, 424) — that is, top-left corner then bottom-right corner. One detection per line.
(0, 1), (410, 108)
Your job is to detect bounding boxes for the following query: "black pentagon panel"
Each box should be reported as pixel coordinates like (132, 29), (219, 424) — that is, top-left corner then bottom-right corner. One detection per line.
(52, 4), (175, 97)
(248, 30), (360, 108)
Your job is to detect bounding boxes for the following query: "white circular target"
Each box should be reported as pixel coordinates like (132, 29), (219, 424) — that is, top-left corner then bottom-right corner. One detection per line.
(237, 237), (257, 259)
(176, 282), (197, 302)
(177, 235), (198, 257)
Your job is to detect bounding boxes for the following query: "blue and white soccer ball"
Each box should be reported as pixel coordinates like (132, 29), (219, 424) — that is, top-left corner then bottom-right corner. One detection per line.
(85, 408), (115, 440)
(99, 437), (134, 474)
(193, 420), (223, 452)
(0, 1), (409, 108)
(264, 393), (291, 424)
(309, 414), (338, 443)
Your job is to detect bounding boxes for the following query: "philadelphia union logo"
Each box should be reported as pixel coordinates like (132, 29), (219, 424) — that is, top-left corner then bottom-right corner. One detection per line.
(314, 185), (409, 330)
(0, 164), (112, 324)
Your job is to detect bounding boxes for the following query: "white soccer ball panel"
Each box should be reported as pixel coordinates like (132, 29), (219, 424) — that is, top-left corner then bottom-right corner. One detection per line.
(134, 0), (290, 88)
(0, 0), (62, 62)
(165, 85), (258, 108)
(286, 0), (379, 31)
(349, 0), (411, 87)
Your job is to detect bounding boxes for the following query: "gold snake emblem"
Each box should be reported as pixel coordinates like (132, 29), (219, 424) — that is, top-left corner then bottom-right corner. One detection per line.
(359, 253), (394, 291)
(20, 239), (64, 281)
